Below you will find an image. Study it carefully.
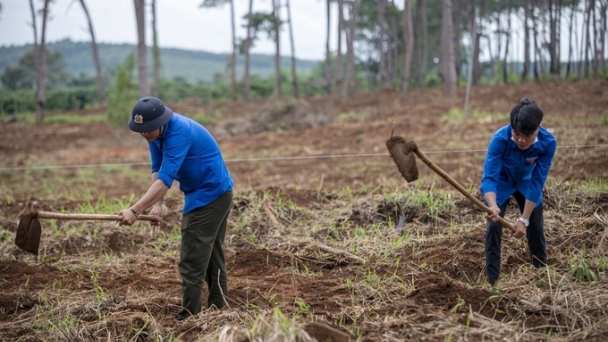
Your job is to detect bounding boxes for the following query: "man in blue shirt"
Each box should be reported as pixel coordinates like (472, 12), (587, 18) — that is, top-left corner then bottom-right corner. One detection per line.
(480, 97), (557, 288)
(117, 96), (234, 321)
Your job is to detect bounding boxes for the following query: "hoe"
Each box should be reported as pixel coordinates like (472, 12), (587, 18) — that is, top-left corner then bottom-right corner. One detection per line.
(16, 211), (157, 255)
(386, 135), (517, 233)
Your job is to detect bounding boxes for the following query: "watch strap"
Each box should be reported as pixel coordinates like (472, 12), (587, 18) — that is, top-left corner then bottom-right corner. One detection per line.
(517, 217), (529, 227)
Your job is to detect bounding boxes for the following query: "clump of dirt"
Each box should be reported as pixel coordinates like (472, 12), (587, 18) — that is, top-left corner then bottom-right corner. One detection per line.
(412, 227), (486, 282)
(264, 187), (336, 208)
(303, 321), (354, 342)
(60, 235), (95, 255)
(0, 294), (38, 318)
(228, 248), (297, 276)
(212, 99), (333, 136)
(346, 196), (458, 228)
(0, 260), (73, 292)
(38, 230), (147, 256)
(407, 272), (505, 319)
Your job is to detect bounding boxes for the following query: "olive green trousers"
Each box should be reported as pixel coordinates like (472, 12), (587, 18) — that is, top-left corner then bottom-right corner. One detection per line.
(177, 191), (232, 320)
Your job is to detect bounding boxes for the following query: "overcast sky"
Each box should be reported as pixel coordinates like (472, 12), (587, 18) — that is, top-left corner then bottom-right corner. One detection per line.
(1, 1), (601, 63)
(0, 0), (338, 60)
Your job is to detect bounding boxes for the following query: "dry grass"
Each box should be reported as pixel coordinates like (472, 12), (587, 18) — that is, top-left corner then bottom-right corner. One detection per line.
(1, 81), (607, 341)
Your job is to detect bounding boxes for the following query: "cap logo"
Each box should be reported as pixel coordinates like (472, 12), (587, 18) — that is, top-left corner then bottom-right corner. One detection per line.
(134, 114), (144, 124)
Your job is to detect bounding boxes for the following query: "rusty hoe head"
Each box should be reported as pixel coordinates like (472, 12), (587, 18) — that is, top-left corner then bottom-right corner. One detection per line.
(386, 136), (419, 183)
(15, 211), (42, 255)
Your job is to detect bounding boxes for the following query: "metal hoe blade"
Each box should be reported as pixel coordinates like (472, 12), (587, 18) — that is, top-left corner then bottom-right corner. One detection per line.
(386, 136), (419, 182)
(15, 213), (42, 255)
(386, 134), (517, 233)
(13, 210), (158, 255)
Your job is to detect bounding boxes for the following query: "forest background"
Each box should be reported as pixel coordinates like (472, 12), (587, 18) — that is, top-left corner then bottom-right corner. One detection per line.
(0, 0), (607, 122)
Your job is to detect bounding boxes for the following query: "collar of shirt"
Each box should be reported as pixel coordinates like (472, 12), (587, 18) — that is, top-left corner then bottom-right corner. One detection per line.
(160, 119), (171, 139)
(510, 136), (539, 146)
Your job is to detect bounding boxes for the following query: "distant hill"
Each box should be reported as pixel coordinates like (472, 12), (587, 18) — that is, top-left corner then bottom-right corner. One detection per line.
(0, 38), (320, 84)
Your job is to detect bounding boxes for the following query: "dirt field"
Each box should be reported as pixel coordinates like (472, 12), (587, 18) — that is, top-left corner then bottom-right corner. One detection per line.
(1, 80), (608, 341)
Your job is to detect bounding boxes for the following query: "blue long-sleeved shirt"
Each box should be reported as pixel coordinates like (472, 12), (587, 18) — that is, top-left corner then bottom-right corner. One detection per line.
(480, 125), (557, 207)
(149, 113), (233, 214)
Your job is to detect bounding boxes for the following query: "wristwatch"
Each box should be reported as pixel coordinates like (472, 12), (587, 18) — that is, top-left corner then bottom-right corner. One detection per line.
(517, 217), (529, 227)
(129, 207), (139, 218)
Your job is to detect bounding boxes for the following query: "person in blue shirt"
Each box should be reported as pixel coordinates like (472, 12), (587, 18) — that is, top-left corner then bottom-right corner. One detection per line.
(480, 97), (557, 288)
(117, 96), (234, 321)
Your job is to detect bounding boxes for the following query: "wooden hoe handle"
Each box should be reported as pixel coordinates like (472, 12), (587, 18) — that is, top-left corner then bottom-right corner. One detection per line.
(412, 149), (517, 233)
(34, 211), (158, 221)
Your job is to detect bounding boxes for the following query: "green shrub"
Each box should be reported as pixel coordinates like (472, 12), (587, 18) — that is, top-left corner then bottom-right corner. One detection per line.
(425, 74), (442, 88)
(0, 87), (99, 115)
(106, 53), (138, 128)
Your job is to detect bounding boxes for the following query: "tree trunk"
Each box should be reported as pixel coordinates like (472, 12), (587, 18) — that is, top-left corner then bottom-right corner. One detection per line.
(151, 0), (161, 98)
(325, 0), (332, 95)
(389, 17), (399, 89)
(464, 4), (476, 119)
(441, 0), (457, 96)
(229, 0), (237, 101)
(532, 0), (541, 81)
(286, 0), (299, 98)
(548, 0), (561, 75)
(78, 0), (106, 106)
(522, 0), (531, 82)
(243, 0), (254, 102)
(386, 14), (392, 89)
(472, 0), (486, 84)
(452, 0), (462, 78)
(579, 0), (586, 75)
(38, 0), (50, 124)
(502, 0), (511, 84)
(401, 0), (414, 103)
(335, 0), (344, 99)
(548, 0), (556, 74)
(565, 0), (576, 79)
(133, 0), (148, 97)
(556, 0), (563, 75)
(272, 0), (281, 97)
(600, 0), (607, 72)
(377, 0), (387, 89)
(415, 0), (427, 88)
(485, 26), (495, 80)
(493, 9), (501, 81)
(584, 0), (592, 78)
(537, 0), (548, 75)
(28, 0), (38, 52)
(468, 0), (475, 81)
(32, 0), (51, 125)
(592, 0), (600, 78)
(28, 0), (40, 122)
(346, 0), (359, 97)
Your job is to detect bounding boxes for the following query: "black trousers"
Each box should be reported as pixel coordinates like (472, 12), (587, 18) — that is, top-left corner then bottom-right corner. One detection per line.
(485, 190), (546, 285)
(177, 191), (232, 320)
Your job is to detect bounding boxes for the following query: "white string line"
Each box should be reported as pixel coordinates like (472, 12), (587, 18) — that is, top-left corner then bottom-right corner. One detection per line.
(0, 144), (606, 171)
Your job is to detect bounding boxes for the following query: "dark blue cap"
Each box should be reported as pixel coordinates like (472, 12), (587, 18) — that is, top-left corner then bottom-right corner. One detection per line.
(128, 96), (174, 132)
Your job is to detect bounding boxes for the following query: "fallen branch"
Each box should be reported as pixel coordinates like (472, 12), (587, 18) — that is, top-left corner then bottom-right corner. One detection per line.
(304, 242), (365, 265)
(262, 200), (282, 229)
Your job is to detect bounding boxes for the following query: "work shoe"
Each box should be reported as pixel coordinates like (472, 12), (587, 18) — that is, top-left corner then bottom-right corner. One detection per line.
(176, 312), (191, 322)
(488, 281), (504, 295)
(489, 285), (504, 295)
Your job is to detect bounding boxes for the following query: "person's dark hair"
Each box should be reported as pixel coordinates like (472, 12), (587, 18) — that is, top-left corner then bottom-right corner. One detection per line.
(510, 97), (543, 135)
